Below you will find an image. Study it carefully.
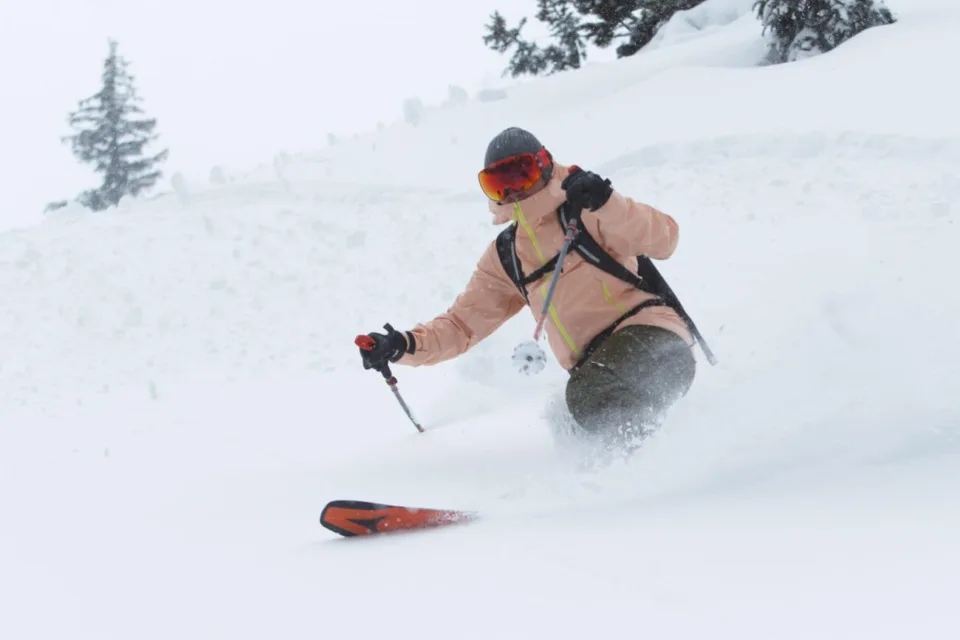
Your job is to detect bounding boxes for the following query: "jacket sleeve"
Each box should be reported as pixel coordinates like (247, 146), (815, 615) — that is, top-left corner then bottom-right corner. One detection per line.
(590, 191), (679, 259)
(397, 241), (526, 367)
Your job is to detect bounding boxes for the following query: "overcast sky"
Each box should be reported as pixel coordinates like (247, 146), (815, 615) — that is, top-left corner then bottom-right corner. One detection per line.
(0, 0), (546, 225)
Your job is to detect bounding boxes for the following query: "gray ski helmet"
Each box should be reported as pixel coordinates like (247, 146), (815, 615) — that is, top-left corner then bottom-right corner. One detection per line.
(484, 127), (545, 167)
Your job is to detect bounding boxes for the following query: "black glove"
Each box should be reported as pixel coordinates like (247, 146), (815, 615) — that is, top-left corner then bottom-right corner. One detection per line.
(357, 323), (412, 371)
(561, 168), (613, 211)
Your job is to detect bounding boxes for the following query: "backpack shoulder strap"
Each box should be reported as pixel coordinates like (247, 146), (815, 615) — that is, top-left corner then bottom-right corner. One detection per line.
(555, 203), (718, 366)
(495, 223), (529, 304)
(557, 203), (653, 294)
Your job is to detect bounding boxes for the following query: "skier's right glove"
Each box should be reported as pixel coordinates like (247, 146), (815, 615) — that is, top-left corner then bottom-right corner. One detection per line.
(356, 323), (413, 371)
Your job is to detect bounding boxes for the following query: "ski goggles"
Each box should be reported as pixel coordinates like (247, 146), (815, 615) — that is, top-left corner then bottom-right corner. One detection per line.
(478, 147), (553, 202)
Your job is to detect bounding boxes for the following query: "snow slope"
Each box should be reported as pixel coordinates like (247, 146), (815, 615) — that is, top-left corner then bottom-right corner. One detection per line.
(2, 1), (959, 638)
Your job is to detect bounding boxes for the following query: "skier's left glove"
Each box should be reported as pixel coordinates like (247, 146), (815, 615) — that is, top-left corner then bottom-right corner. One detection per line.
(561, 167), (613, 211)
(357, 323), (414, 371)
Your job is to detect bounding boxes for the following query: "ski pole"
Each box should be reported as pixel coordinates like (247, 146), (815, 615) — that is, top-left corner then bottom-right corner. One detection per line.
(637, 257), (719, 366)
(533, 217), (580, 341)
(355, 334), (425, 433)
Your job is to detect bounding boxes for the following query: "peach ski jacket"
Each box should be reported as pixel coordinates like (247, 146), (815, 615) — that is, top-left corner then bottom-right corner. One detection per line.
(397, 163), (693, 371)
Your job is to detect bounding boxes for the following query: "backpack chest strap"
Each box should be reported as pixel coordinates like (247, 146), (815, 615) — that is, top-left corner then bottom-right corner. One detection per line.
(495, 221), (564, 303)
(522, 254), (559, 287)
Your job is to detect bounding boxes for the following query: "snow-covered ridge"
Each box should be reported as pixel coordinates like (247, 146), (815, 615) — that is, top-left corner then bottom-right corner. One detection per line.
(2, 130), (955, 416)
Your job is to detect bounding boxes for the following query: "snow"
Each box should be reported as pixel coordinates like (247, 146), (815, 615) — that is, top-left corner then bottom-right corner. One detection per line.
(2, 0), (960, 637)
(647, 0), (757, 50)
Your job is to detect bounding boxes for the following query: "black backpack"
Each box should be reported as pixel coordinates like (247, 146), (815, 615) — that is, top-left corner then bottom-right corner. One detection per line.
(494, 202), (717, 367)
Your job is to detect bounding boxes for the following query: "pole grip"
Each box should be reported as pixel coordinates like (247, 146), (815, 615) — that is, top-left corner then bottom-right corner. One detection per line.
(354, 332), (421, 431)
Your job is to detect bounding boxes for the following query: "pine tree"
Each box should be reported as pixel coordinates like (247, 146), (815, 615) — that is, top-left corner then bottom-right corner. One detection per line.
(484, 1), (707, 77)
(613, 0), (707, 57)
(537, 0), (589, 72)
(63, 39), (168, 211)
(483, 13), (555, 77)
(573, 0), (643, 49)
(755, 0), (895, 63)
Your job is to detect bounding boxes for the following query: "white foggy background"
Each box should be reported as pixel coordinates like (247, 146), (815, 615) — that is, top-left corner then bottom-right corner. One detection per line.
(0, 0), (598, 228)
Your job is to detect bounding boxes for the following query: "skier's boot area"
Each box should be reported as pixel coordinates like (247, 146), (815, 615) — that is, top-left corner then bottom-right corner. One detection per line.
(565, 324), (696, 457)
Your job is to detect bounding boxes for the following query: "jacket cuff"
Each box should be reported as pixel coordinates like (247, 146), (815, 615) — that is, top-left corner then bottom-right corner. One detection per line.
(404, 331), (417, 355)
(395, 331), (421, 366)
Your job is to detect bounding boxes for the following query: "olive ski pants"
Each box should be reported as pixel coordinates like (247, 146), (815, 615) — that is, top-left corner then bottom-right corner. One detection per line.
(565, 324), (696, 445)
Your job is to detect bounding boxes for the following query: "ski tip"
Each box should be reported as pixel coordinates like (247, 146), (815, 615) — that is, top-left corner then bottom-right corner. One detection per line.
(320, 500), (477, 538)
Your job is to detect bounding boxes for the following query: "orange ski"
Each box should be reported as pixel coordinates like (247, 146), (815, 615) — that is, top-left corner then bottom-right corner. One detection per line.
(320, 500), (477, 537)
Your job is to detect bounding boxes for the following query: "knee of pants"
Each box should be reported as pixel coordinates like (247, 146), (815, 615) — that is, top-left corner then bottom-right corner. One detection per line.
(565, 329), (696, 433)
(565, 369), (642, 433)
(566, 379), (669, 433)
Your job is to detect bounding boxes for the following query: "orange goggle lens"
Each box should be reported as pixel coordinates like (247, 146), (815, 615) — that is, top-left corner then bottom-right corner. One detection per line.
(478, 148), (552, 202)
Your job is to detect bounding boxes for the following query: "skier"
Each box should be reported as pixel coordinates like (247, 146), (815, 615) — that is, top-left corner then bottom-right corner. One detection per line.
(357, 127), (703, 448)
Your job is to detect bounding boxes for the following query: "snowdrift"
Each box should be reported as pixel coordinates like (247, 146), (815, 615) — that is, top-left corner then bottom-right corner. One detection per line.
(2, 1), (959, 638)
